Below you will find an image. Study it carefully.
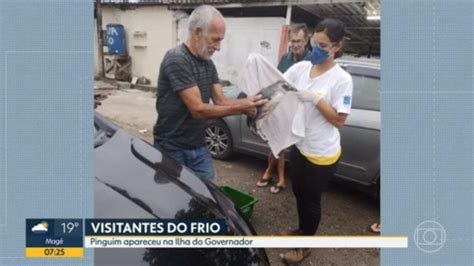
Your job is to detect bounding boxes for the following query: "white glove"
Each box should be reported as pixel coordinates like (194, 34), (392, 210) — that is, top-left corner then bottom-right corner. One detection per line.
(296, 90), (325, 105)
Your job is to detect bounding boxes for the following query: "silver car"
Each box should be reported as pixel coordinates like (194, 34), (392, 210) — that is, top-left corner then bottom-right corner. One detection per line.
(205, 58), (380, 198)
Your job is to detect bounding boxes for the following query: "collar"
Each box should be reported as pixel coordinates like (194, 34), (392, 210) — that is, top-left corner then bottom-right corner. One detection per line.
(289, 49), (310, 62)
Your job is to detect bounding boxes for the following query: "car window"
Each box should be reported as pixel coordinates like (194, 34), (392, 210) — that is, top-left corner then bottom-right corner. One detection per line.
(351, 75), (380, 111)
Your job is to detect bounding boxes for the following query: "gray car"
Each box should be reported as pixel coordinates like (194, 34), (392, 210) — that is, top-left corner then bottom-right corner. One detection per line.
(205, 58), (380, 198)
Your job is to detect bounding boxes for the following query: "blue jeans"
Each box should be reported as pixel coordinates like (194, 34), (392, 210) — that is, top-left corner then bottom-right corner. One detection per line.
(154, 142), (215, 181)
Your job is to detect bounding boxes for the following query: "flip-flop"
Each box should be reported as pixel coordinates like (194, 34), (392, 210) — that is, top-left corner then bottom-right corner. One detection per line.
(270, 185), (285, 194)
(256, 178), (272, 187)
(370, 223), (381, 233)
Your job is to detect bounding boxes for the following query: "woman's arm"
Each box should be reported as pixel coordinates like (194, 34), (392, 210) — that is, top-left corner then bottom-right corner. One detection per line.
(316, 99), (348, 128)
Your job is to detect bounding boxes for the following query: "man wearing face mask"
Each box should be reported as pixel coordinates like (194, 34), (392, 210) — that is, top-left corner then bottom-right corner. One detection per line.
(153, 5), (266, 181)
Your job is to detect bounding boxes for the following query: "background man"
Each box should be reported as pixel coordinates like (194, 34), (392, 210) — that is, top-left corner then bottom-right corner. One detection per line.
(277, 24), (312, 72)
(153, 5), (266, 181)
(257, 23), (311, 194)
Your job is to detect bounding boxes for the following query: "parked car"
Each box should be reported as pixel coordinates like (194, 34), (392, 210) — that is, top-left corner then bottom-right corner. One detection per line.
(94, 112), (269, 265)
(205, 58), (380, 198)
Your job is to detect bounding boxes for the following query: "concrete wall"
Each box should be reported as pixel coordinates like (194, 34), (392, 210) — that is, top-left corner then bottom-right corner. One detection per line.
(178, 17), (285, 85)
(93, 6), (286, 87)
(94, 6), (175, 86)
(93, 19), (100, 79)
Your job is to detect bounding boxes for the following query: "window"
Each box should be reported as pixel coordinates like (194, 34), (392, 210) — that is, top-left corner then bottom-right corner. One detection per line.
(351, 75), (380, 111)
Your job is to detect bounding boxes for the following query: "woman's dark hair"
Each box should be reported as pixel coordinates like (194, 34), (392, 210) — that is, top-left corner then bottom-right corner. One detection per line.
(314, 18), (346, 58)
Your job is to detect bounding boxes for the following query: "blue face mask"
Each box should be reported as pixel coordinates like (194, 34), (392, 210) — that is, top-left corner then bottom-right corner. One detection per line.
(311, 46), (330, 65)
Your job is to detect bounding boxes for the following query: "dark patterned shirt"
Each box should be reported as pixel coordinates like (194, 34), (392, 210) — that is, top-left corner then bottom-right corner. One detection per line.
(153, 44), (219, 151)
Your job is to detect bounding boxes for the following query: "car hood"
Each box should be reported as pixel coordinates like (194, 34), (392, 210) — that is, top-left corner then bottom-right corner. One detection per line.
(94, 115), (269, 265)
(95, 129), (222, 220)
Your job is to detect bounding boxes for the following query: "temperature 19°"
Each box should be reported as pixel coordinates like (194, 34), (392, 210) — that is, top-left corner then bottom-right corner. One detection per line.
(61, 222), (80, 234)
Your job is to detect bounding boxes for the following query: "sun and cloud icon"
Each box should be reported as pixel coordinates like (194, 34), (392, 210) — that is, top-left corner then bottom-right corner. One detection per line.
(31, 221), (49, 233)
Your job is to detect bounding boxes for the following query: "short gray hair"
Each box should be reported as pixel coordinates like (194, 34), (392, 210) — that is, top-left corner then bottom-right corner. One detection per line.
(289, 23), (310, 38)
(187, 5), (223, 39)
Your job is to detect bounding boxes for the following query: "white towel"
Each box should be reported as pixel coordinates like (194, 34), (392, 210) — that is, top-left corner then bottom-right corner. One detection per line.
(238, 53), (306, 158)
(237, 53), (286, 96)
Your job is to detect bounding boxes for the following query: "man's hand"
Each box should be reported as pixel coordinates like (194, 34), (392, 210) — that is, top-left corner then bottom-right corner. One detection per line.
(246, 94), (267, 106)
(296, 90), (325, 106)
(240, 94), (267, 118)
(180, 86), (268, 120)
(244, 108), (257, 118)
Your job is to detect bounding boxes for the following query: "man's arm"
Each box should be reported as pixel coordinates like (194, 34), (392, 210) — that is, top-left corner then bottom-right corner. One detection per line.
(211, 83), (260, 117)
(210, 83), (232, 105)
(179, 85), (265, 120)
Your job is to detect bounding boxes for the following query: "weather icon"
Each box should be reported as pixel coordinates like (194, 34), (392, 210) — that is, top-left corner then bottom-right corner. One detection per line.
(31, 221), (49, 233)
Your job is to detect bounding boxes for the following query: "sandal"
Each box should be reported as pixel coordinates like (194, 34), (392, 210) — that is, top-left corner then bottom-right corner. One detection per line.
(256, 177), (273, 187)
(270, 185), (285, 194)
(370, 223), (381, 234)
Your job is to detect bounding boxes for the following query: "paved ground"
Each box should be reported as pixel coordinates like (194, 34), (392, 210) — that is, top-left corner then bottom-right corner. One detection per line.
(95, 84), (380, 266)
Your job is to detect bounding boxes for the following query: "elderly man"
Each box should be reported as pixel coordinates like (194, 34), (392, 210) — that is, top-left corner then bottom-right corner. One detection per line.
(257, 23), (311, 194)
(153, 5), (265, 181)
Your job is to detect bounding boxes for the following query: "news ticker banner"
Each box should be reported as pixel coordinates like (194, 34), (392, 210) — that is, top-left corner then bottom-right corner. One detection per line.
(25, 219), (407, 258)
(84, 236), (407, 249)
